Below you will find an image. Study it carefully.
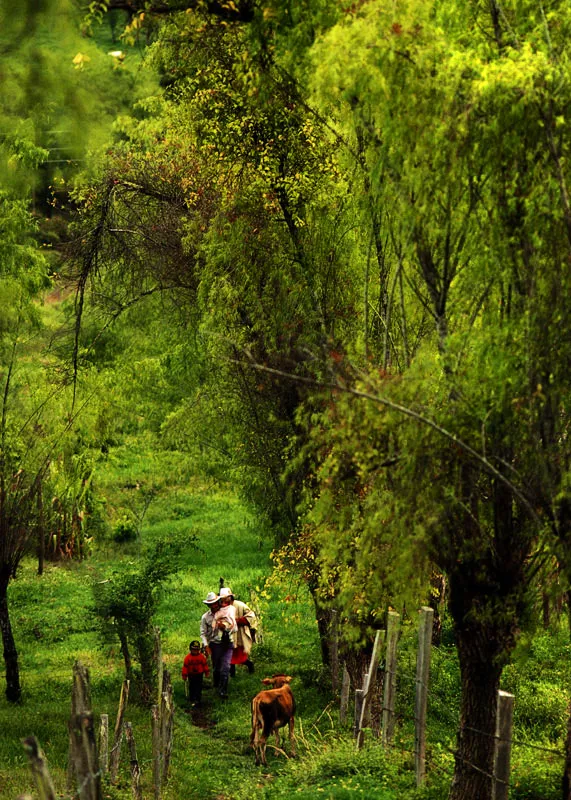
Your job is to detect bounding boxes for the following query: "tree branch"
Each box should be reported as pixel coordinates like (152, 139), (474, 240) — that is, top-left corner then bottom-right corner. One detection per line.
(228, 353), (544, 526)
(106, 0), (255, 23)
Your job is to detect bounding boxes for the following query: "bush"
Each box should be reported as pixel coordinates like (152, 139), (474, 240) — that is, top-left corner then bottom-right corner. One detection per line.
(85, 505), (111, 541)
(112, 516), (138, 543)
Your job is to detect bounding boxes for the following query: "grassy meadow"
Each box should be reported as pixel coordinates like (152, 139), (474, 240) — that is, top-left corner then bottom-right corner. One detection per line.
(0, 440), (570, 799)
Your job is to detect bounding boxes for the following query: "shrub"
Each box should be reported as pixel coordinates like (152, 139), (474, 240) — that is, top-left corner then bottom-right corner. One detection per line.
(112, 515), (138, 543)
(92, 535), (193, 702)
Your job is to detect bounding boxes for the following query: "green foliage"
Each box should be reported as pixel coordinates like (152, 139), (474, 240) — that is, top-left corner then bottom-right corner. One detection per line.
(12, 1), (571, 794)
(68, 0), (366, 537)
(111, 514), (138, 543)
(93, 533), (190, 701)
(93, 535), (187, 631)
(0, 459), (567, 798)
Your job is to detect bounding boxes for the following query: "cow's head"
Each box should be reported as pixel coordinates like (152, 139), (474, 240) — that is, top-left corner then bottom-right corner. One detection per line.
(262, 674), (292, 688)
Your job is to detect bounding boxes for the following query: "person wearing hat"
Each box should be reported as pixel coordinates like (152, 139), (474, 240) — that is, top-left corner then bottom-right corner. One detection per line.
(182, 640), (209, 706)
(199, 591), (220, 657)
(199, 591), (236, 699)
(218, 587), (257, 675)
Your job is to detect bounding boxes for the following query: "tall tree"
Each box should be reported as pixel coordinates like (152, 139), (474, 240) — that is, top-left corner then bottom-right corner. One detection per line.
(302, 1), (571, 798)
(71, 2), (571, 796)
(0, 0), (141, 700)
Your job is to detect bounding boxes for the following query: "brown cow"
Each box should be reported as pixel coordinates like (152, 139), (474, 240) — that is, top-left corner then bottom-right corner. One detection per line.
(250, 674), (296, 766)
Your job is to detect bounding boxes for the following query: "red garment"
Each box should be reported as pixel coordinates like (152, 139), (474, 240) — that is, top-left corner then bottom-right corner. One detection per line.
(182, 651), (210, 679)
(231, 645), (249, 665)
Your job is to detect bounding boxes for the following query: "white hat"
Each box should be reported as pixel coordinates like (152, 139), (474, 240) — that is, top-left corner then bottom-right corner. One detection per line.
(203, 591), (219, 605)
(219, 587), (234, 599)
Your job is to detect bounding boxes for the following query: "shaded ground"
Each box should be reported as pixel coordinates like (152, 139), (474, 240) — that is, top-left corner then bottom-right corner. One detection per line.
(185, 699), (217, 729)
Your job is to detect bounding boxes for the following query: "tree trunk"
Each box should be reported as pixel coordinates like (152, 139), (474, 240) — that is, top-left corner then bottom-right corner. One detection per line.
(37, 485), (44, 577)
(448, 624), (502, 800)
(136, 632), (155, 705)
(312, 594), (334, 667)
(343, 639), (383, 733)
(562, 592), (571, 799)
(562, 699), (571, 800)
(444, 463), (525, 800)
(429, 570), (446, 646)
(0, 572), (21, 702)
(118, 629), (133, 682)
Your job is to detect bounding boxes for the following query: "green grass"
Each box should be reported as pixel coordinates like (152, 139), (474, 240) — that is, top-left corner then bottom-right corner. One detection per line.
(0, 445), (330, 799)
(0, 443), (569, 799)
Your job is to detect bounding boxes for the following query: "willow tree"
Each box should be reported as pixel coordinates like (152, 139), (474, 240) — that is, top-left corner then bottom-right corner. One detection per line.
(0, 0), (135, 701)
(302, 0), (571, 798)
(0, 190), (53, 700)
(70, 2), (383, 679)
(72, 5), (360, 524)
(72, 2), (571, 795)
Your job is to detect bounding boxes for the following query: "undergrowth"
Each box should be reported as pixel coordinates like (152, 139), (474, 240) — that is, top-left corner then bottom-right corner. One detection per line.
(0, 440), (568, 799)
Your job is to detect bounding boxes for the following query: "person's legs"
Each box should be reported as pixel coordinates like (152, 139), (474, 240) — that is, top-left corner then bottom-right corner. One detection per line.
(231, 645), (253, 673)
(218, 647), (234, 698)
(210, 643), (222, 688)
(189, 674), (203, 704)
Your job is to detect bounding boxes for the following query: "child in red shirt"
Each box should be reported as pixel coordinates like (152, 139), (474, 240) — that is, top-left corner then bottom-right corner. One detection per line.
(182, 640), (210, 706)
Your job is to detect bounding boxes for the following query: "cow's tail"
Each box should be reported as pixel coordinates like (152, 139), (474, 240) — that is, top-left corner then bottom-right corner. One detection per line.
(250, 697), (259, 745)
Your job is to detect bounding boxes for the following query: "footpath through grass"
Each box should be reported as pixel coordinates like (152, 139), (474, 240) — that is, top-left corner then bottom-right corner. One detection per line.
(1, 441), (568, 800)
(0, 443), (404, 800)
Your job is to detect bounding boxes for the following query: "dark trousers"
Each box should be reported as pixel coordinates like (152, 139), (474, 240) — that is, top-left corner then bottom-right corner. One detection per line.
(186, 674), (204, 703)
(210, 643), (234, 696)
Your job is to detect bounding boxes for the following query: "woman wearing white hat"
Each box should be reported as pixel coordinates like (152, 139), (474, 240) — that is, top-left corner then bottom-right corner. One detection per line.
(218, 587), (257, 675)
(199, 591), (236, 699)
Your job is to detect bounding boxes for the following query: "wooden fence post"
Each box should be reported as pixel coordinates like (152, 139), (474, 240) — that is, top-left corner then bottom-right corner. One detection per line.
(109, 679), (130, 783)
(415, 606), (434, 786)
(151, 706), (161, 800)
(493, 690), (514, 800)
(125, 722), (142, 800)
(353, 689), (364, 739)
(381, 611), (400, 747)
(37, 480), (45, 577)
(152, 704), (162, 800)
(155, 627), (163, 715)
(69, 711), (101, 800)
(68, 661), (92, 789)
(22, 736), (57, 800)
(161, 669), (174, 784)
(98, 714), (108, 777)
(339, 665), (350, 725)
(361, 672), (371, 728)
(68, 661), (101, 799)
(356, 629), (383, 749)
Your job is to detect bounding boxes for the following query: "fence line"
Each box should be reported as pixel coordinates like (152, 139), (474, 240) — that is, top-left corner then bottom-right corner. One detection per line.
(19, 651), (175, 800)
(339, 605), (567, 797)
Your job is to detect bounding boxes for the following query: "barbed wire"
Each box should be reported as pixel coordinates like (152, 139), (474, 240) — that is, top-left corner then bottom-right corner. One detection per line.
(444, 745), (507, 786)
(360, 658), (566, 763)
(462, 725), (565, 757)
(375, 731), (509, 786)
(380, 702), (566, 760)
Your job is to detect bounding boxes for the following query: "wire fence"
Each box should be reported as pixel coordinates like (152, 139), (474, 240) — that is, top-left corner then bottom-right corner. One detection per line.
(345, 613), (567, 796)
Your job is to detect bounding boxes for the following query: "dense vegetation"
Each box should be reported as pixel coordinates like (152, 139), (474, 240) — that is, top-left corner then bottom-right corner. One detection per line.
(0, 448), (569, 799)
(2, 1), (571, 798)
